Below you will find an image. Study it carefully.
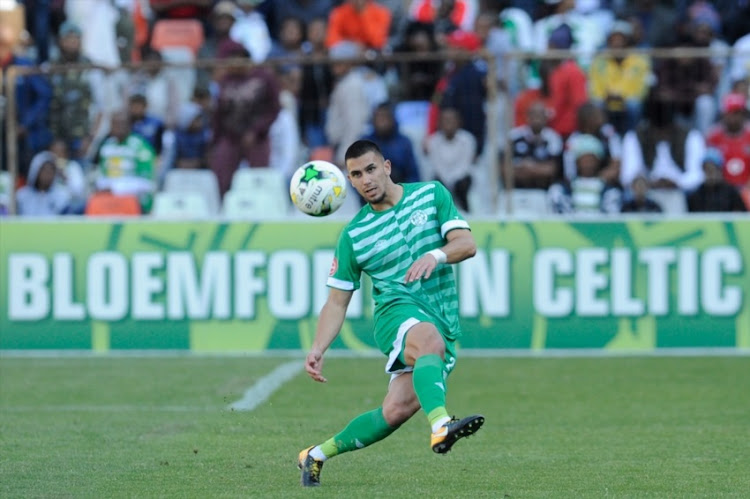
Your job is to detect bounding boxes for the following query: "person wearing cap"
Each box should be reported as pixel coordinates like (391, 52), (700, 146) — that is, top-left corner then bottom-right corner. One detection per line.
(706, 93), (750, 188)
(16, 151), (73, 216)
(548, 133), (622, 214)
(326, 0), (392, 51)
(588, 19), (651, 134)
(687, 148), (747, 213)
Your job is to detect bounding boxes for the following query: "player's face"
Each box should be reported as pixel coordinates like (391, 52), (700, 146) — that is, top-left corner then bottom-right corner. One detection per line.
(346, 151), (392, 205)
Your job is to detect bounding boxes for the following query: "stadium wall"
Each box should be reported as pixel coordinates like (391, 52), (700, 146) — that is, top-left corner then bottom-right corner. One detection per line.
(1, 218), (748, 352)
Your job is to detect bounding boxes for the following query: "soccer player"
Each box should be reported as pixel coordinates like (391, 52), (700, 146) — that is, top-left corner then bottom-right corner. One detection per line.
(298, 140), (484, 487)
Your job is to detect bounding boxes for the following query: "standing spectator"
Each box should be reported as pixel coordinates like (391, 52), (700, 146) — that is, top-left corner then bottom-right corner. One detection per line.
(394, 22), (442, 101)
(620, 93), (705, 192)
(325, 41), (387, 165)
(326, 0), (392, 51)
(48, 21), (98, 160)
(95, 111), (157, 212)
(548, 133), (622, 214)
(16, 151), (72, 216)
(563, 102), (622, 186)
(209, 40), (281, 195)
(706, 93), (750, 188)
(440, 30), (486, 154)
(230, 0), (273, 63)
(49, 139), (88, 214)
(0, 21), (52, 178)
(588, 20), (651, 134)
(299, 17), (333, 148)
(197, 1), (237, 90)
(621, 175), (663, 213)
(424, 107), (476, 212)
(508, 100), (563, 189)
(362, 103), (421, 184)
(128, 94), (166, 154)
(257, 0), (334, 41)
(687, 149), (747, 212)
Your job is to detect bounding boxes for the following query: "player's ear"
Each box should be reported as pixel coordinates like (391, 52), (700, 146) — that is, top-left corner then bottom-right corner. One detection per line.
(383, 159), (392, 176)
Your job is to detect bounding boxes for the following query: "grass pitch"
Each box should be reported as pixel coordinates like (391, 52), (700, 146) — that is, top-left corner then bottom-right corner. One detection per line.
(1, 354), (749, 498)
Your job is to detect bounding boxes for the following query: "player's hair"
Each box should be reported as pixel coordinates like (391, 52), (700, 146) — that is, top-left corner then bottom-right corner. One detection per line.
(345, 140), (383, 162)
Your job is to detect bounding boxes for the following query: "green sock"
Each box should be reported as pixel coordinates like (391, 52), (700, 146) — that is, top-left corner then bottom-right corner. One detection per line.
(413, 354), (449, 426)
(319, 407), (397, 458)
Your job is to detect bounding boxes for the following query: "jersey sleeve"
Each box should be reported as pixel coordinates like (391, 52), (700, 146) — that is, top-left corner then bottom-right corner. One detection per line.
(433, 181), (470, 238)
(326, 229), (361, 291)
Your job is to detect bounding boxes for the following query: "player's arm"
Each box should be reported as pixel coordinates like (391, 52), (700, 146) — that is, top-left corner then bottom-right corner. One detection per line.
(405, 228), (477, 283)
(305, 288), (354, 383)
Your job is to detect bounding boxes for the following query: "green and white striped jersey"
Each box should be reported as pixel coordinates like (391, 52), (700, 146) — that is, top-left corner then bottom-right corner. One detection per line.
(327, 181), (470, 338)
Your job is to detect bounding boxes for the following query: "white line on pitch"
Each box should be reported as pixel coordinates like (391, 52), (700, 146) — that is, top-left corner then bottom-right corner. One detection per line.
(227, 360), (303, 412)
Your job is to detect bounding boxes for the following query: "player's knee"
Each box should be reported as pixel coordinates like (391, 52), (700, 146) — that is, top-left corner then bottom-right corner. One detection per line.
(405, 323), (445, 361)
(382, 399), (420, 427)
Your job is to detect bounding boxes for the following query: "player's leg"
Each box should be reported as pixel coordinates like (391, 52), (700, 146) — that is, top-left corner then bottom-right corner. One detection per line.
(298, 374), (418, 487)
(403, 322), (484, 454)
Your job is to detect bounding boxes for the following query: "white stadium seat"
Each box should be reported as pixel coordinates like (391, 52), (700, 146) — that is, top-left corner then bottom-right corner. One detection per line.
(221, 189), (289, 219)
(497, 189), (550, 217)
(152, 191), (210, 219)
(163, 169), (221, 215)
(231, 167), (287, 196)
(649, 189), (687, 214)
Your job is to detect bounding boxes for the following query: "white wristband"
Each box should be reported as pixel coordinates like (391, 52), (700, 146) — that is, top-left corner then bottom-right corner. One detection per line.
(427, 249), (448, 265)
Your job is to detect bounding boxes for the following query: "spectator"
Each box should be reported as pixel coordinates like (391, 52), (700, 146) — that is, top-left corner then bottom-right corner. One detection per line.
(148, 0), (213, 19)
(588, 20), (651, 135)
(409, 0), (471, 38)
(209, 40), (281, 195)
(49, 139), (88, 214)
(424, 107), (476, 212)
(257, 0), (334, 41)
(508, 100), (563, 190)
(706, 93), (750, 189)
(620, 93), (705, 192)
(440, 30), (487, 155)
(548, 133), (622, 214)
(362, 103), (421, 184)
(563, 102), (622, 186)
(299, 17), (333, 148)
(48, 21), (98, 160)
(687, 149), (747, 212)
(621, 174), (663, 213)
(533, 0), (606, 66)
(16, 151), (71, 216)
(230, 0), (273, 63)
(0, 21), (52, 178)
(729, 32), (750, 85)
(128, 94), (166, 154)
(499, 1), (535, 95)
(269, 65), (302, 181)
(326, 0), (392, 51)
(394, 22), (442, 101)
(164, 101), (210, 172)
(268, 16), (306, 59)
(325, 41), (387, 165)
(683, 2), (731, 99)
(128, 49), (180, 128)
(95, 111), (157, 212)
(619, 0), (679, 48)
(197, 1), (237, 90)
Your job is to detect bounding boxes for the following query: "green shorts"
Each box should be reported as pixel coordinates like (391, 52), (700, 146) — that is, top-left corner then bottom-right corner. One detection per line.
(373, 304), (458, 378)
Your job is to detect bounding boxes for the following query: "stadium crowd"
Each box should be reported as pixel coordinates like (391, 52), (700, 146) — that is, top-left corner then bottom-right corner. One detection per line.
(0, 0), (749, 217)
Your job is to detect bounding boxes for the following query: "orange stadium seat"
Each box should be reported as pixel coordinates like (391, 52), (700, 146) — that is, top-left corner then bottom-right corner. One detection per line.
(85, 192), (142, 217)
(150, 19), (204, 56)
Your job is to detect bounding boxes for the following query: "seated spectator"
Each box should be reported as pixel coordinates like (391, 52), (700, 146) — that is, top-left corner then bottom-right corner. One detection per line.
(231, 0), (272, 63)
(128, 94), (166, 154)
(362, 103), (421, 184)
(563, 102), (621, 185)
(424, 107), (476, 212)
(326, 0), (392, 51)
(687, 149), (747, 212)
(621, 175), (663, 213)
(394, 22), (442, 101)
(620, 93), (705, 192)
(267, 16), (305, 60)
(16, 151), (72, 216)
(49, 139), (88, 214)
(508, 100), (563, 189)
(706, 93), (750, 188)
(325, 41), (388, 165)
(128, 49), (179, 128)
(548, 133), (622, 214)
(169, 101), (210, 171)
(209, 40), (281, 195)
(95, 111), (157, 213)
(588, 20), (651, 135)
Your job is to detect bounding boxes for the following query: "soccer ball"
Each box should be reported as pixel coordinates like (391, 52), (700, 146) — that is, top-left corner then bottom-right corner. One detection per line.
(290, 160), (348, 216)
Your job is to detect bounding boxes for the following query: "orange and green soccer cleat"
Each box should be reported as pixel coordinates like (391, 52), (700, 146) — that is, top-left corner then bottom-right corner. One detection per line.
(297, 446), (324, 487)
(430, 415), (485, 454)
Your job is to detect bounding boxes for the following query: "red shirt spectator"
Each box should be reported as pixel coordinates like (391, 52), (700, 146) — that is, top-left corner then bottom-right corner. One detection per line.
(408, 0), (476, 32)
(706, 93), (750, 187)
(326, 0), (392, 50)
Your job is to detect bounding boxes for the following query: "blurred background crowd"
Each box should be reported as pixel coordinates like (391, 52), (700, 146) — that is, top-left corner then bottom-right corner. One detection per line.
(0, 0), (749, 218)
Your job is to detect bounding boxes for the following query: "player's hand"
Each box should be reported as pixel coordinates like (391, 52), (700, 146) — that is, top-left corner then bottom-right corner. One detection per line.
(305, 349), (327, 383)
(404, 254), (438, 283)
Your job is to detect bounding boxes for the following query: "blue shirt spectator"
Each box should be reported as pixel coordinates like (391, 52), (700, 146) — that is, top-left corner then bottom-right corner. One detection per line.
(361, 103), (421, 185)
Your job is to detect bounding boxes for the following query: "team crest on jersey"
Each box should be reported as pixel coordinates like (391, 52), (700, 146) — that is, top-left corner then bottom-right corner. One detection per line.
(410, 210), (427, 226)
(329, 257), (338, 276)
